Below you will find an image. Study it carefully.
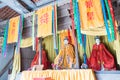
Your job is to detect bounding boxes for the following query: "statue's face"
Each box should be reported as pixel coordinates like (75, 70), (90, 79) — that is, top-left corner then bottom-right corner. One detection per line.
(64, 39), (68, 45)
(96, 38), (100, 45)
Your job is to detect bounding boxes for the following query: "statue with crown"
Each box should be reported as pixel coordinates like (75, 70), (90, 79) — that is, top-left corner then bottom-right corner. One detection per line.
(88, 36), (116, 71)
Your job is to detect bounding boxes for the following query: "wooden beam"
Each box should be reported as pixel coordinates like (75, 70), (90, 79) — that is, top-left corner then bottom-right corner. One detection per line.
(35, 0), (54, 6)
(21, 0), (36, 9)
(34, 0), (58, 10)
(0, 7), (12, 20)
(0, 7), (8, 17)
(0, 0), (29, 14)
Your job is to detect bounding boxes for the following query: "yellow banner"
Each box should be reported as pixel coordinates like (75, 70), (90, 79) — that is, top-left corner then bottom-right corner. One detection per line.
(36, 5), (53, 38)
(78, 0), (104, 30)
(7, 16), (20, 43)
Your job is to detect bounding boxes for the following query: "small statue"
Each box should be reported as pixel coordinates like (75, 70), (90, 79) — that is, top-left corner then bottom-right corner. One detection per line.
(30, 38), (51, 70)
(54, 37), (76, 69)
(88, 36), (116, 71)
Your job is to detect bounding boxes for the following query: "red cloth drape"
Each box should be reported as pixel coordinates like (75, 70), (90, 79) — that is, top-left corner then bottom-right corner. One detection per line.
(31, 50), (50, 69)
(88, 43), (116, 71)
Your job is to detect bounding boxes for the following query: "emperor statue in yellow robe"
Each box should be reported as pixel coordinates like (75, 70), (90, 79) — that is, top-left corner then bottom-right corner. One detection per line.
(54, 37), (76, 69)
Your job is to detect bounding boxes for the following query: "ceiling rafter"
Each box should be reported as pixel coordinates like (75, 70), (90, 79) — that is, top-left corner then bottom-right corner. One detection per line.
(34, 0), (58, 10)
(17, 0), (32, 11)
(21, 0), (36, 10)
(8, 11), (18, 19)
(3, 9), (16, 20)
(0, 6), (8, 16)
(0, 7), (10, 20)
(0, 7), (12, 20)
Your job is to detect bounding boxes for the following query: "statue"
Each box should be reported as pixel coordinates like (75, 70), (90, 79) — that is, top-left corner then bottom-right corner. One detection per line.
(88, 36), (116, 71)
(30, 38), (51, 70)
(54, 37), (76, 69)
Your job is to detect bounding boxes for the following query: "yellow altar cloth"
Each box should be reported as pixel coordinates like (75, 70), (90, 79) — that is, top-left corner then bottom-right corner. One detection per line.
(20, 69), (96, 80)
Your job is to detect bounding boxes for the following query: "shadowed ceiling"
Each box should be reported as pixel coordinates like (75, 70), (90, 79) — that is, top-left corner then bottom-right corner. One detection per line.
(0, 0), (58, 21)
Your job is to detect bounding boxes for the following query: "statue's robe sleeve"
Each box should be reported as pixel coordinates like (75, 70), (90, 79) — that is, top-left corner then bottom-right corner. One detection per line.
(100, 44), (116, 70)
(42, 50), (49, 69)
(88, 44), (101, 70)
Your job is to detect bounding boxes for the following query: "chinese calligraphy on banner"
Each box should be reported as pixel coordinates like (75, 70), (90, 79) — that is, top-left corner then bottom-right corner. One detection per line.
(36, 5), (53, 38)
(78, 0), (104, 30)
(7, 16), (20, 43)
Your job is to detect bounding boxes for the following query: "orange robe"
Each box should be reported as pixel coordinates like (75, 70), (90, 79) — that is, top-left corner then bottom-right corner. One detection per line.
(88, 43), (116, 71)
(31, 50), (50, 70)
(54, 44), (76, 69)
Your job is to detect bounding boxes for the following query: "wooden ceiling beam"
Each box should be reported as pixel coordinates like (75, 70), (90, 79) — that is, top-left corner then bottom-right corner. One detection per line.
(0, 7), (10, 20)
(0, 6), (8, 16)
(3, 10), (16, 20)
(21, 0), (36, 10)
(0, 0), (29, 14)
(8, 11), (18, 19)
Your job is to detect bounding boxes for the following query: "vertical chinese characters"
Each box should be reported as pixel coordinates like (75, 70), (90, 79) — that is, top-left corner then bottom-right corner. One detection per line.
(11, 21), (16, 35)
(85, 0), (94, 21)
(7, 16), (20, 43)
(39, 13), (49, 24)
(36, 5), (52, 37)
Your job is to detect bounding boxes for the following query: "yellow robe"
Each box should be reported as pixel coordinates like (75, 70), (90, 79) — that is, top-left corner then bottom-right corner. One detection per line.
(54, 44), (76, 69)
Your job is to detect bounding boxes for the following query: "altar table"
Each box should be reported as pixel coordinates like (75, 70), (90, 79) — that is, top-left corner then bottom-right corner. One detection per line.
(20, 69), (96, 80)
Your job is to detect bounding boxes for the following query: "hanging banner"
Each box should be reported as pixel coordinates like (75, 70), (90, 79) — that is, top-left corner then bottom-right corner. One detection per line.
(104, 0), (115, 41)
(108, 0), (117, 39)
(78, 0), (104, 30)
(7, 16), (20, 43)
(16, 15), (24, 52)
(36, 5), (53, 38)
(73, 0), (82, 45)
(2, 21), (9, 56)
(10, 46), (21, 80)
(100, 0), (111, 41)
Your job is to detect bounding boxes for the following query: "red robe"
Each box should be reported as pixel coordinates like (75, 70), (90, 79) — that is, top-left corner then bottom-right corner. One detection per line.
(31, 50), (50, 70)
(88, 43), (116, 71)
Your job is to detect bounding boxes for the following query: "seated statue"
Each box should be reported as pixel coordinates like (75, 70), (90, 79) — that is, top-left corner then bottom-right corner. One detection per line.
(54, 37), (76, 69)
(88, 36), (116, 71)
(31, 38), (50, 70)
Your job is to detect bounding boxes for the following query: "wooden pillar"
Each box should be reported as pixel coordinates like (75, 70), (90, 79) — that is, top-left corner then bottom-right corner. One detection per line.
(39, 37), (42, 65)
